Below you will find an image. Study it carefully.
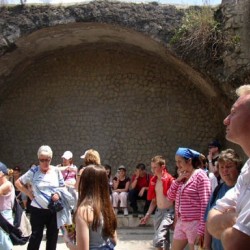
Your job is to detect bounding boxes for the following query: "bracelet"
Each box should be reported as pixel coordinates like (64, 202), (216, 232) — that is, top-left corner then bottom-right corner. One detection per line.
(146, 212), (150, 216)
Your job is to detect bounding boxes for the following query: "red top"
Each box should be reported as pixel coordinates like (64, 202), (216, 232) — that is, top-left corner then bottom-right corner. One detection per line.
(131, 173), (151, 191)
(147, 169), (174, 200)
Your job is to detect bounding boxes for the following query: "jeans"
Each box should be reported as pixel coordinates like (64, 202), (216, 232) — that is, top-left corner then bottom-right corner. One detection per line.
(0, 210), (13, 250)
(128, 189), (150, 214)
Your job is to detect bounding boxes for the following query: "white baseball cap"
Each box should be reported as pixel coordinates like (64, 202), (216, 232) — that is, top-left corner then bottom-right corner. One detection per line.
(80, 150), (88, 159)
(61, 151), (73, 160)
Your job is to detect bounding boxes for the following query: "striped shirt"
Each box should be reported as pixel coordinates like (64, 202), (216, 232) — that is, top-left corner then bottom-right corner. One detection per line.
(167, 169), (211, 235)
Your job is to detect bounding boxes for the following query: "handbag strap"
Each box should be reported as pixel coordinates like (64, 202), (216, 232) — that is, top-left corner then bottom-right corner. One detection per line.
(64, 170), (70, 181)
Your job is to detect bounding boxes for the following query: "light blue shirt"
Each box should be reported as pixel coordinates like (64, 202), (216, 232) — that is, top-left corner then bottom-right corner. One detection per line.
(20, 165), (64, 209)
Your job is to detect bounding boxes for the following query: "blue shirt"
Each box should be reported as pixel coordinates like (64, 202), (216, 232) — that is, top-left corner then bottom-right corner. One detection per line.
(204, 183), (232, 250)
(20, 165), (65, 209)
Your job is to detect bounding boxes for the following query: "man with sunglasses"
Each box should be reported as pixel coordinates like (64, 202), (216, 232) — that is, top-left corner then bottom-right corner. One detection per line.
(15, 145), (65, 250)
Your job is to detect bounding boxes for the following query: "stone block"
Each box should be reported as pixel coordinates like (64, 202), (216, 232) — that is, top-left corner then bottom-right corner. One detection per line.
(117, 214), (154, 228)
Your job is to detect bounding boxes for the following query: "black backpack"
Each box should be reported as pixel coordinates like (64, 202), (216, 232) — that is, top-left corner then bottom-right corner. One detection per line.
(0, 198), (31, 245)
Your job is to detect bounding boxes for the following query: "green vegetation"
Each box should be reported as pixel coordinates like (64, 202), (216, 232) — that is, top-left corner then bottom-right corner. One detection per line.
(170, 5), (234, 62)
(231, 35), (240, 45)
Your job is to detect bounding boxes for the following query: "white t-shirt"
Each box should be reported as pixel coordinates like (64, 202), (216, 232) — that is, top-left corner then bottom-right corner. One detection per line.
(209, 172), (219, 193)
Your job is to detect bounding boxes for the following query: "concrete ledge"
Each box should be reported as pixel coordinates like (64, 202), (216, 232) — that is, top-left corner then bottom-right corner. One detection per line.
(117, 214), (154, 228)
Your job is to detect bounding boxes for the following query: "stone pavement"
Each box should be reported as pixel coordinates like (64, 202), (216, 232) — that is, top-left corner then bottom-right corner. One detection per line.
(13, 214), (189, 250)
(13, 225), (155, 250)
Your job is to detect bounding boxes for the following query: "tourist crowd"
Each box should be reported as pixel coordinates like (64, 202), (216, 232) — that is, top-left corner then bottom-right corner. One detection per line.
(1, 84), (250, 250)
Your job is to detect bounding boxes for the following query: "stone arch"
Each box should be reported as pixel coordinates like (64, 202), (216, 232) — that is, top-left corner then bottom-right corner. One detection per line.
(0, 22), (228, 172)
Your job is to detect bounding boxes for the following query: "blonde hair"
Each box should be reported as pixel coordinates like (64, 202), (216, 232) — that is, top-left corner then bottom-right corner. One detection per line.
(84, 149), (101, 165)
(236, 85), (250, 97)
(151, 155), (166, 167)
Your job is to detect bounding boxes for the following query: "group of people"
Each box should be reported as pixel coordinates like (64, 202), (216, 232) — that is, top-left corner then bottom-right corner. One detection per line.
(109, 163), (151, 217)
(1, 84), (250, 250)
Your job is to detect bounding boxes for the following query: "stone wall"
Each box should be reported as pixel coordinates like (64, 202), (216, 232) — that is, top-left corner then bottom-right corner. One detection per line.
(220, 1), (250, 80)
(0, 2), (184, 57)
(0, 41), (224, 173)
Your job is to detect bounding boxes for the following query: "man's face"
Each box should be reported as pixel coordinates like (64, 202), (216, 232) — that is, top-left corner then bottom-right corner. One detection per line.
(135, 168), (140, 174)
(208, 146), (218, 155)
(224, 95), (250, 145)
(13, 170), (20, 177)
(150, 162), (162, 175)
(137, 168), (145, 176)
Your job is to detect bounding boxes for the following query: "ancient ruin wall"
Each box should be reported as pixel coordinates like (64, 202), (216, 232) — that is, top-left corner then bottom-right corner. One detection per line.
(0, 43), (223, 172)
(220, 0), (250, 80)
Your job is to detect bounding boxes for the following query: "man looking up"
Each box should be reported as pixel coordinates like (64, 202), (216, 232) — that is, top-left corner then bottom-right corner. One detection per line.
(207, 85), (250, 249)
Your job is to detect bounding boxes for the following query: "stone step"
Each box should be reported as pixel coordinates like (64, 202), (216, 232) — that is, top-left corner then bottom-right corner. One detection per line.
(117, 214), (154, 228)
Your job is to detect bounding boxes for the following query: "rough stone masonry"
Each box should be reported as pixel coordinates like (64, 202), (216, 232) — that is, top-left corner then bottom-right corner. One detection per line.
(0, 1), (249, 172)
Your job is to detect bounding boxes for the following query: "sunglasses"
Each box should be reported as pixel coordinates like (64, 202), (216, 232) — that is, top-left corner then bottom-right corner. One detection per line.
(39, 159), (50, 163)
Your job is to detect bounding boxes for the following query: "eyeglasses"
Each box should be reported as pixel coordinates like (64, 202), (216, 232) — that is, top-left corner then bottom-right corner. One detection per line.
(39, 159), (50, 163)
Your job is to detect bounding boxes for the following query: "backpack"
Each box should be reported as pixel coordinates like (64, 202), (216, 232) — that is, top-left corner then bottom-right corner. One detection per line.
(0, 197), (31, 245)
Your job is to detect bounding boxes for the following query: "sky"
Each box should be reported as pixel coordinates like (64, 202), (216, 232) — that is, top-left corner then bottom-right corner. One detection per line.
(4, 0), (222, 6)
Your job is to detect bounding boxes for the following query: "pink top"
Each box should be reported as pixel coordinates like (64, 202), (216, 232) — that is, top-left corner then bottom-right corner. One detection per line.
(0, 182), (15, 211)
(167, 169), (211, 235)
(61, 165), (78, 187)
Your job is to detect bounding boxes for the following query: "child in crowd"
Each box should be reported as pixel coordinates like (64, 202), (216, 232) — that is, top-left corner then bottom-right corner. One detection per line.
(167, 147), (211, 250)
(140, 156), (174, 250)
